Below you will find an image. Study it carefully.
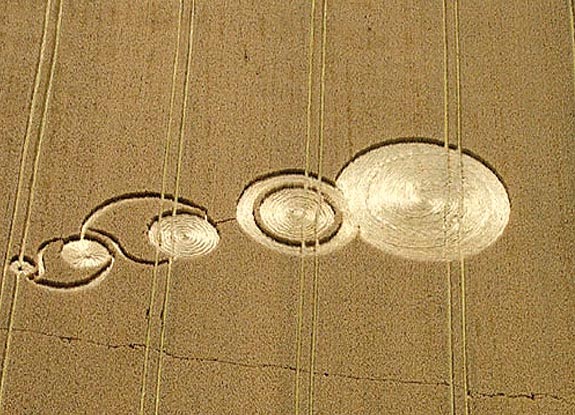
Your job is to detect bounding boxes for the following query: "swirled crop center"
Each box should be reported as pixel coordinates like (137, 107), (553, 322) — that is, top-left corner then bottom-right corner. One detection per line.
(336, 142), (510, 261)
(236, 173), (357, 256)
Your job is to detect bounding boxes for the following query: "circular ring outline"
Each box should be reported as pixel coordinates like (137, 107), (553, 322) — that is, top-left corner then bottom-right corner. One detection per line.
(237, 173), (358, 256)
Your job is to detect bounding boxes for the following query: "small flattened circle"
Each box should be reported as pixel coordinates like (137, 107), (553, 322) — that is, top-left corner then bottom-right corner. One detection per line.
(61, 239), (112, 269)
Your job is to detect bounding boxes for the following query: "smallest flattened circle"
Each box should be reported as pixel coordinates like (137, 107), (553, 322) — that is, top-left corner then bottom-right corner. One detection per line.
(236, 173), (357, 256)
(9, 258), (35, 278)
(61, 239), (113, 269)
(148, 213), (220, 259)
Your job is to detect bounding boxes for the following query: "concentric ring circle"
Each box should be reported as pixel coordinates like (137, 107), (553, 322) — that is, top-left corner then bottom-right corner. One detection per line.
(336, 142), (510, 261)
(148, 213), (219, 258)
(237, 173), (357, 256)
(256, 186), (341, 246)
